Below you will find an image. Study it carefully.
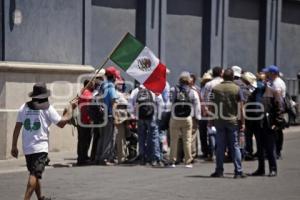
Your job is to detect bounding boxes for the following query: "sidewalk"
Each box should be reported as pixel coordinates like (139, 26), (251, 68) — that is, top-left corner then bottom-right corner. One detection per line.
(0, 151), (76, 174)
(0, 125), (299, 174)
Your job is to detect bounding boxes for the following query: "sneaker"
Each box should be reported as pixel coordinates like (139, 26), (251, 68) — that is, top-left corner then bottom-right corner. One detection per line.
(167, 163), (176, 168)
(234, 173), (247, 179)
(99, 160), (115, 166)
(210, 172), (224, 178)
(158, 161), (165, 167)
(151, 160), (157, 166)
(185, 164), (193, 168)
(268, 171), (277, 177)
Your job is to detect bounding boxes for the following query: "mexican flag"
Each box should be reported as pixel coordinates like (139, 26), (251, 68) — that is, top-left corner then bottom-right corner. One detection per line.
(110, 33), (166, 94)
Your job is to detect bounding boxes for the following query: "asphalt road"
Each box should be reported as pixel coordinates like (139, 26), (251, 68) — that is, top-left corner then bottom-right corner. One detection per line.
(1, 127), (300, 200)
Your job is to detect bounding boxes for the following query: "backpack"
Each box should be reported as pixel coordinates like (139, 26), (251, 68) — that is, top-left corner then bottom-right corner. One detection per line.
(283, 93), (297, 127)
(173, 86), (192, 118)
(88, 85), (105, 124)
(88, 103), (104, 124)
(136, 88), (154, 119)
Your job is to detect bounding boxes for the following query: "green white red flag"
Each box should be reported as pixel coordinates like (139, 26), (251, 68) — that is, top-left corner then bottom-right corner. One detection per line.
(110, 33), (166, 94)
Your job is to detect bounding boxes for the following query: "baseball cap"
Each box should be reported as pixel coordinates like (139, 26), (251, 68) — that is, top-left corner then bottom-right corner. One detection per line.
(105, 66), (118, 76)
(231, 66), (242, 78)
(267, 65), (279, 74)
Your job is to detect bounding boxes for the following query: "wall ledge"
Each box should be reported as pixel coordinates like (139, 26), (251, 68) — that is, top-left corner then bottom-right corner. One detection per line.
(0, 61), (95, 74)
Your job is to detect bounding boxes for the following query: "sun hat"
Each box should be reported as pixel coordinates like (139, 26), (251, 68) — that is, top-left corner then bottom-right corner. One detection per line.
(28, 82), (51, 99)
(179, 71), (192, 82)
(27, 82), (51, 110)
(242, 72), (257, 88)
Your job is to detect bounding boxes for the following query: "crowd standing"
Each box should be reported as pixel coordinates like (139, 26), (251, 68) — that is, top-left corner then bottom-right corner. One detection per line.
(10, 63), (295, 199)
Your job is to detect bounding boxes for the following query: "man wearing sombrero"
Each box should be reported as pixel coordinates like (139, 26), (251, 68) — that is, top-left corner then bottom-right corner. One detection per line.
(10, 82), (72, 200)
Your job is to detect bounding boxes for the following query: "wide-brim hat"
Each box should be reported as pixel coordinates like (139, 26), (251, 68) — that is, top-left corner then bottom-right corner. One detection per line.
(242, 72), (257, 88)
(179, 71), (192, 82)
(28, 82), (51, 99)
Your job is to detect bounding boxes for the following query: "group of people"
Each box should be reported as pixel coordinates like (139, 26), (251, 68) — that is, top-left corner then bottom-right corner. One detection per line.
(10, 64), (291, 200)
(74, 64), (289, 178)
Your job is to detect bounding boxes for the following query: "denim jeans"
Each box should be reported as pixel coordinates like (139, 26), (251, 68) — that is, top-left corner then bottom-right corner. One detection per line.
(208, 132), (216, 157)
(157, 119), (166, 160)
(137, 118), (161, 162)
(215, 123), (243, 174)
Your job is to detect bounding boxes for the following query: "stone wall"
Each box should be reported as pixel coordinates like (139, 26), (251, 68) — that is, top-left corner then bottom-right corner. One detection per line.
(0, 62), (94, 159)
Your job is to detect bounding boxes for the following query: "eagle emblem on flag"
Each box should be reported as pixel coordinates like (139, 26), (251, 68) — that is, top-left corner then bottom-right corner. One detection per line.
(137, 57), (152, 71)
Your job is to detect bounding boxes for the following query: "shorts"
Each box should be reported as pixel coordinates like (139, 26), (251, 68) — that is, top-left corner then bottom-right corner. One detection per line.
(25, 152), (48, 179)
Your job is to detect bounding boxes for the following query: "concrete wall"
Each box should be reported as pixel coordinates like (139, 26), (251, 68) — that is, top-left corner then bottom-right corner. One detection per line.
(165, 0), (203, 85)
(0, 62), (94, 159)
(280, 0), (300, 77)
(3, 0), (83, 64)
(91, 0), (136, 82)
(227, 0), (260, 73)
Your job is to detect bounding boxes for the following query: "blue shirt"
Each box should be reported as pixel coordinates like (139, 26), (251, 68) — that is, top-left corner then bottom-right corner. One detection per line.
(102, 81), (118, 115)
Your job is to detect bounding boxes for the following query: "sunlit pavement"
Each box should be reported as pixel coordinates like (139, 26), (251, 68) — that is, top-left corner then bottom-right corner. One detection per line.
(0, 126), (299, 200)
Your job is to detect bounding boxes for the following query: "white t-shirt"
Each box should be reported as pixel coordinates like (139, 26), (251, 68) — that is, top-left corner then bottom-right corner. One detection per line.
(202, 77), (223, 102)
(271, 77), (286, 98)
(17, 104), (62, 155)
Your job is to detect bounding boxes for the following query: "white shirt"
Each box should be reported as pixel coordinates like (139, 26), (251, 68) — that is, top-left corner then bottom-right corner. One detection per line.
(202, 77), (223, 102)
(271, 77), (286, 98)
(17, 104), (62, 155)
(190, 88), (202, 120)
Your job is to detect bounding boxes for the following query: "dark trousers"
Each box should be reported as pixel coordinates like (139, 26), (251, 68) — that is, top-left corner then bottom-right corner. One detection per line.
(199, 120), (209, 156)
(245, 120), (259, 156)
(256, 125), (277, 172)
(90, 127), (101, 161)
(96, 117), (115, 162)
(77, 126), (92, 163)
(276, 129), (284, 156)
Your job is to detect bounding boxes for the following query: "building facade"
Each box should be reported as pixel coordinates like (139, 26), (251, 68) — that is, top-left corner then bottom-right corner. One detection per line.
(0, 0), (300, 159)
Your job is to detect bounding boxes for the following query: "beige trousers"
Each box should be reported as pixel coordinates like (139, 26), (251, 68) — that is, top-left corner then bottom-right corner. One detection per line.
(191, 118), (199, 158)
(169, 117), (193, 164)
(115, 122), (127, 163)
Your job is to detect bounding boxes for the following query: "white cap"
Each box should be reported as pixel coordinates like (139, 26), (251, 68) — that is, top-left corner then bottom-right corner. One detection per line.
(95, 69), (106, 77)
(231, 66), (242, 78)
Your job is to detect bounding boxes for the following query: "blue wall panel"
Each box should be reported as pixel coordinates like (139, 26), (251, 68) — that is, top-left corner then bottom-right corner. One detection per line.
(4, 0), (83, 64)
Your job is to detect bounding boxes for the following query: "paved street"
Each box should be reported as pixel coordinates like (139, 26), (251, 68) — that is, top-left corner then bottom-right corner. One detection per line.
(1, 126), (300, 200)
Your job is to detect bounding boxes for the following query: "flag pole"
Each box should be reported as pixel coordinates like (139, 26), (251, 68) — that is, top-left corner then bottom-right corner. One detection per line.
(70, 32), (129, 103)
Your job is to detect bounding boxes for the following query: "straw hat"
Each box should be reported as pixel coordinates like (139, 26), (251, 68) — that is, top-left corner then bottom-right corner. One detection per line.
(242, 72), (257, 88)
